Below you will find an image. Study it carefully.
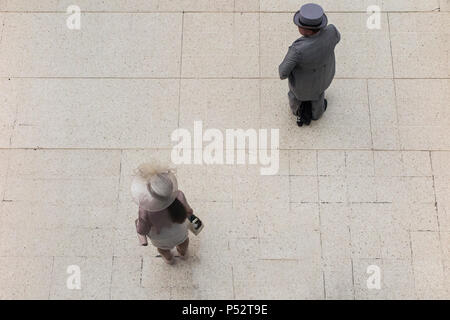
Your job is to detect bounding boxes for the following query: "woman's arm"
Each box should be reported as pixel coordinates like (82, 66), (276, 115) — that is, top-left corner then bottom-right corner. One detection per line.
(135, 208), (151, 246)
(178, 190), (193, 217)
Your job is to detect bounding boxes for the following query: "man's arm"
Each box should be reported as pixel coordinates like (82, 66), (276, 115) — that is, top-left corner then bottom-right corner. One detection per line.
(330, 24), (341, 44)
(279, 46), (299, 80)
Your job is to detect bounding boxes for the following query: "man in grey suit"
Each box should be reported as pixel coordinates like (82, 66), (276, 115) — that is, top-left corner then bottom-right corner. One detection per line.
(279, 3), (340, 126)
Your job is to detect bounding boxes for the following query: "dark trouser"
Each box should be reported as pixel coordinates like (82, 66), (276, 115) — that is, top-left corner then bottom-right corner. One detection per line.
(288, 90), (325, 120)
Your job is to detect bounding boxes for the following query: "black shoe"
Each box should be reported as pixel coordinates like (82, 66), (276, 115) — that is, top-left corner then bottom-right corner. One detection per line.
(303, 116), (311, 126)
(302, 101), (312, 126)
(296, 116), (304, 127)
(324, 99), (328, 111)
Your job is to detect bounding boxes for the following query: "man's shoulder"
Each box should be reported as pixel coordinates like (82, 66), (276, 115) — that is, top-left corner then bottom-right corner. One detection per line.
(323, 24), (339, 37)
(325, 24), (337, 31)
(290, 37), (306, 50)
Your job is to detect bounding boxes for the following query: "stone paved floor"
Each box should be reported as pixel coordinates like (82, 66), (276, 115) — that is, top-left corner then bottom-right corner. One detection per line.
(0, 0), (449, 299)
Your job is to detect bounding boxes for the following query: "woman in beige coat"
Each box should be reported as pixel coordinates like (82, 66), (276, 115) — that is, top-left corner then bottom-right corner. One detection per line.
(131, 164), (193, 265)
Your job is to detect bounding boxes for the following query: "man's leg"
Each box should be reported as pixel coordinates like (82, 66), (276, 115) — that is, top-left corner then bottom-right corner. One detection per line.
(311, 92), (326, 120)
(288, 90), (301, 115)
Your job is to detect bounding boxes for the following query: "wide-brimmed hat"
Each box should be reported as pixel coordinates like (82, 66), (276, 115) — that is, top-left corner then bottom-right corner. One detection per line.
(294, 3), (328, 30)
(131, 171), (178, 212)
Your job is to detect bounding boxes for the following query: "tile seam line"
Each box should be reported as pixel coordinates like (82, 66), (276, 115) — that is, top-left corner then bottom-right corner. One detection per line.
(315, 150), (327, 299)
(386, 12), (402, 151)
(429, 152), (446, 277)
(3, 77), (449, 80)
(0, 10), (445, 14)
(366, 79), (374, 150)
(177, 11), (184, 128)
(5, 254), (430, 259)
(1, 147), (450, 152)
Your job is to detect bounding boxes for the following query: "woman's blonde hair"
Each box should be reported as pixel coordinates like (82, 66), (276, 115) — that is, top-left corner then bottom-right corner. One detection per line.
(134, 162), (174, 180)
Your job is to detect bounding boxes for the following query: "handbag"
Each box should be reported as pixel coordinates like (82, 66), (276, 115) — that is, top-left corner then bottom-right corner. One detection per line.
(188, 214), (204, 235)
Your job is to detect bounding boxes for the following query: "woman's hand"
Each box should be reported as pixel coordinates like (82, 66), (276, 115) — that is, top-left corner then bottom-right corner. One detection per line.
(137, 233), (148, 246)
(135, 218), (149, 246)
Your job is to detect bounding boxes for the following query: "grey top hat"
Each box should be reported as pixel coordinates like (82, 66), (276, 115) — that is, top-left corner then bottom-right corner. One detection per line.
(294, 3), (328, 30)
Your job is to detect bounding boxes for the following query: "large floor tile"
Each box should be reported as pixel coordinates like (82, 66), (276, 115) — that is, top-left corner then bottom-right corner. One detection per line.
(389, 13), (449, 78)
(383, 0), (440, 11)
(352, 258), (416, 299)
(0, 257), (53, 299)
(345, 151), (375, 176)
(375, 176), (435, 203)
(397, 80), (450, 127)
(0, 0), (240, 12)
(142, 245), (234, 299)
(258, 203), (321, 260)
(1, 0), (440, 12)
(435, 177), (450, 231)
(182, 13), (259, 77)
(1, 151), (119, 258)
(260, 0), (369, 12)
(350, 204), (393, 259)
(259, 13), (299, 78)
(346, 176), (376, 202)
(368, 79), (400, 150)
(382, 259), (416, 300)
(110, 285), (171, 300)
(350, 203), (414, 261)
(318, 151), (346, 176)
(233, 259), (324, 299)
(4, 175), (118, 206)
(235, 174), (289, 205)
(290, 176), (318, 202)
(261, 79), (372, 149)
(391, 202), (439, 231)
(0, 150), (9, 199)
(260, 0), (439, 12)
(411, 231), (448, 299)
(8, 79), (179, 148)
(374, 151), (432, 177)
(352, 258), (387, 299)
(0, 219), (114, 257)
(442, 0), (450, 11)
(334, 12), (392, 78)
(289, 150), (317, 176)
(179, 79), (259, 130)
(50, 257), (112, 300)
(396, 80), (450, 150)
(0, 13), (182, 77)
(4, 149), (121, 205)
(0, 79), (17, 147)
(322, 258), (354, 299)
(432, 152), (450, 176)
(320, 203), (352, 262)
(7, 149), (121, 178)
